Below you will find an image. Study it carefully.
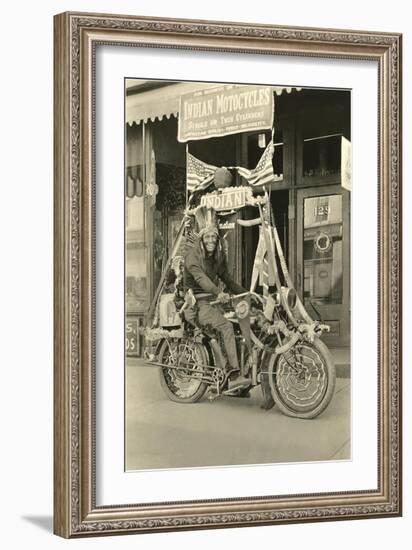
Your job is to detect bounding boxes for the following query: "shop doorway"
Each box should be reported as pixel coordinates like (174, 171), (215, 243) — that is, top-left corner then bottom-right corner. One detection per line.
(296, 185), (350, 347)
(271, 190), (289, 264)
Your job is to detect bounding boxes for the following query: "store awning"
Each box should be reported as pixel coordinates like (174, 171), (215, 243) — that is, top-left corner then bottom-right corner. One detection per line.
(126, 83), (301, 126)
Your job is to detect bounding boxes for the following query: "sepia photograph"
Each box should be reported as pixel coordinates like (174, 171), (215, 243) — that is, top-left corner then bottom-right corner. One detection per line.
(125, 79), (351, 471)
(53, 11), (401, 537)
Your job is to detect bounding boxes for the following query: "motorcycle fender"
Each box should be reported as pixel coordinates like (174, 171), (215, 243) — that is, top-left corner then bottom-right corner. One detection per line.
(260, 349), (280, 371)
(260, 350), (276, 410)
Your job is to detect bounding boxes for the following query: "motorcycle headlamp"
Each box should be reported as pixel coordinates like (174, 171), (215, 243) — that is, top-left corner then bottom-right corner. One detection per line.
(235, 300), (250, 319)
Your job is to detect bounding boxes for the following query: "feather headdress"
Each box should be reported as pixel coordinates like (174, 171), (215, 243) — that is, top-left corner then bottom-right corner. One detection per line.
(193, 205), (219, 237)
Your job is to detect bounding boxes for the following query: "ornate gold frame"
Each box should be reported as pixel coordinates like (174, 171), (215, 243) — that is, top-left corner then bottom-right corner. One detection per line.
(54, 11), (402, 537)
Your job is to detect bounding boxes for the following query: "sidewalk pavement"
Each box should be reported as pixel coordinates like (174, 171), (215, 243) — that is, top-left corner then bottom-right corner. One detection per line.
(330, 347), (350, 378)
(126, 359), (351, 470)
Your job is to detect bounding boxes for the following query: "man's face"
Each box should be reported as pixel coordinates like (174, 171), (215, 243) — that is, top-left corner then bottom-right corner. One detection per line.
(202, 232), (218, 254)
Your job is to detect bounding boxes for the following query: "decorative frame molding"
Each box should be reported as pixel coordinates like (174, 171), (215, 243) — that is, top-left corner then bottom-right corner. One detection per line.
(54, 12), (402, 538)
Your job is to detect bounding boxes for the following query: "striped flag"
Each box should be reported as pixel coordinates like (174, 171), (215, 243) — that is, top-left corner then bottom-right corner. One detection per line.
(236, 141), (275, 187)
(250, 226), (276, 295)
(186, 152), (217, 193)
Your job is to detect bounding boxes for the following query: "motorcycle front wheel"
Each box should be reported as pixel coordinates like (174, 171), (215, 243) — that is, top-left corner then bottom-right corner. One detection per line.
(158, 339), (209, 403)
(267, 337), (336, 419)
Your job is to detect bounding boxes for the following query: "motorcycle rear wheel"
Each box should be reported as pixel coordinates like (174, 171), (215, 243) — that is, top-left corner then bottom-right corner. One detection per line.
(158, 339), (208, 403)
(267, 337), (336, 419)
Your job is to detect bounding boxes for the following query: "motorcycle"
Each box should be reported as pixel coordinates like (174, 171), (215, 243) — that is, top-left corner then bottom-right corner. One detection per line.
(144, 189), (336, 419)
(147, 288), (335, 419)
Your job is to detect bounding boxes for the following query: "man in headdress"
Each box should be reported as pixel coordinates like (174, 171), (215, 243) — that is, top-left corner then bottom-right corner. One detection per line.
(184, 205), (246, 374)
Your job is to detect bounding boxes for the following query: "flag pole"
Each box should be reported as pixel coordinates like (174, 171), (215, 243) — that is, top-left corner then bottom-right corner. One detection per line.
(185, 143), (189, 205)
(147, 216), (187, 326)
(267, 124), (275, 223)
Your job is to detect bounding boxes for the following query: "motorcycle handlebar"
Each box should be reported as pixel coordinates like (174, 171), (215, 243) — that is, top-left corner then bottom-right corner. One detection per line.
(209, 291), (264, 306)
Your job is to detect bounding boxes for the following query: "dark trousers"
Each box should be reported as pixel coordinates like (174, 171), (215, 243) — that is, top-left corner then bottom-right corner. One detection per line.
(197, 301), (239, 370)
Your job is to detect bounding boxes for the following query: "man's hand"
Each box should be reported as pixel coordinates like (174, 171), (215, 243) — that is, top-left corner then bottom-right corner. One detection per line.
(250, 293), (261, 305)
(217, 292), (230, 304)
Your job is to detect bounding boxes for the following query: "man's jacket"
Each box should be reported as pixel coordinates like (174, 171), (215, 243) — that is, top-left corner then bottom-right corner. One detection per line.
(184, 237), (245, 297)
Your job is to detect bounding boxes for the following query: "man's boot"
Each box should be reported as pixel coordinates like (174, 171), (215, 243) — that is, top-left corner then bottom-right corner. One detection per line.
(226, 370), (252, 398)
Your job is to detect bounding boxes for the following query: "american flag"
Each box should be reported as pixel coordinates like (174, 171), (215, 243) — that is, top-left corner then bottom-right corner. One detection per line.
(186, 152), (217, 193)
(236, 141), (275, 187)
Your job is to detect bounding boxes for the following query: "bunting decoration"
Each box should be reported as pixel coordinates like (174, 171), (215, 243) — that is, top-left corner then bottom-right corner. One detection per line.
(250, 226), (276, 296)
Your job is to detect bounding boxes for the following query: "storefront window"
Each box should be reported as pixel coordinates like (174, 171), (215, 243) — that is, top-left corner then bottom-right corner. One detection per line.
(126, 195), (147, 313)
(302, 134), (341, 178)
(303, 194), (343, 305)
(247, 129), (283, 180)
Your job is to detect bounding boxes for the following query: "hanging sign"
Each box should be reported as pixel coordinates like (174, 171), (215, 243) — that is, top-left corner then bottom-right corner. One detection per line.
(341, 136), (352, 191)
(178, 85), (274, 142)
(146, 149), (158, 206)
(200, 186), (267, 211)
(200, 186), (251, 211)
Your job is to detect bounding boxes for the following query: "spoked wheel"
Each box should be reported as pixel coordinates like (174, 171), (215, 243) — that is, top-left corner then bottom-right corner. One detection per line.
(267, 337), (336, 419)
(158, 339), (208, 403)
